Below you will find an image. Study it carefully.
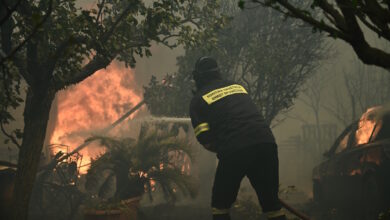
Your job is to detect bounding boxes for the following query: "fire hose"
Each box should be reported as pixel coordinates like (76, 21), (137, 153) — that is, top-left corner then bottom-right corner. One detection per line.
(279, 199), (311, 220)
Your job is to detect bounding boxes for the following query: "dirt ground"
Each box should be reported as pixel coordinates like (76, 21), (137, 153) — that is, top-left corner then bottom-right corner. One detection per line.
(138, 188), (390, 220)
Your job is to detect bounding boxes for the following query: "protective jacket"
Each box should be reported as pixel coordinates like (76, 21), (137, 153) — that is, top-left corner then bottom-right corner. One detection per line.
(189, 79), (275, 158)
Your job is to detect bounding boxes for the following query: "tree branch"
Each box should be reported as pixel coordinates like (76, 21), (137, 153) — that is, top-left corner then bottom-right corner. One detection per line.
(95, 0), (105, 24)
(0, 0), (22, 25)
(365, 0), (390, 22)
(336, 0), (390, 69)
(251, 0), (349, 40)
(251, 0), (390, 69)
(276, 0), (349, 40)
(55, 1), (136, 89)
(317, 0), (347, 30)
(356, 13), (387, 40)
(360, 0), (390, 39)
(0, 122), (21, 148)
(0, 0), (53, 66)
(157, 34), (181, 48)
(98, 2), (135, 43)
(57, 54), (111, 89)
(45, 36), (89, 74)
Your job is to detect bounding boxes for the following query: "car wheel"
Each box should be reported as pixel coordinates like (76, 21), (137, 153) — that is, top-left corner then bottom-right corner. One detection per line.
(361, 174), (384, 220)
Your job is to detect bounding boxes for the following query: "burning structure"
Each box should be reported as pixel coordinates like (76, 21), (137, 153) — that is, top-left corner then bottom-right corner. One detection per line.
(46, 62), (143, 174)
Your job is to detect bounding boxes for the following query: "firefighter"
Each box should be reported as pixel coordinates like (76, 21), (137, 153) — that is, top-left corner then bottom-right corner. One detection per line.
(189, 56), (287, 220)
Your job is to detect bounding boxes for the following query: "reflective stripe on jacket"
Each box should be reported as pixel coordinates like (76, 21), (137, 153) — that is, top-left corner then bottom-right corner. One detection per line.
(189, 80), (275, 158)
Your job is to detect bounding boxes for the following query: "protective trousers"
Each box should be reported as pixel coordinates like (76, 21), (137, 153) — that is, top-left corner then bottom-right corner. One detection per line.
(211, 143), (287, 220)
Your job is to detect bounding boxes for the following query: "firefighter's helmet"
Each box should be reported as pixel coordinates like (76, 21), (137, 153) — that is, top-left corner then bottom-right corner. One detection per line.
(192, 56), (221, 89)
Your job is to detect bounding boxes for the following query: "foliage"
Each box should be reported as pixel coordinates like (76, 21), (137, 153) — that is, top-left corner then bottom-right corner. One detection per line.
(0, 62), (23, 148)
(85, 125), (197, 203)
(145, 0), (327, 125)
(29, 160), (84, 220)
(0, 0), (225, 146)
(0, 0), (224, 217)
(143, 74), (194, 117)
(239, 0), (390, 70)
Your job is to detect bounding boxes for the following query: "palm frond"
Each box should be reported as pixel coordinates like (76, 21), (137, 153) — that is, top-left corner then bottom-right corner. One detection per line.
(92, 136), (135, 151)
(85, 154), (115, 192)
(148, 168), (198, 200)
(85, 126), (198, 201)
(144, 180), (154, 201)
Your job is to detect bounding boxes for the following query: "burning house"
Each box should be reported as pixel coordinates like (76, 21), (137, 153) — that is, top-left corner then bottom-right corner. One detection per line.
(46, 62), (143, 173)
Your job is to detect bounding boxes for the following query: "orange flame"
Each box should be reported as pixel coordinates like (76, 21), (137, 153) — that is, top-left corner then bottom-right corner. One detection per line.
(49, 62), (142, 174)
(349, 169), (362, 176)
(355, 107), (381, 145)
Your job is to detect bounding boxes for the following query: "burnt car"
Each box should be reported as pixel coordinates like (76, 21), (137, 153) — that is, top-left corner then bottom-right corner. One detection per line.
(313, 106), (390, 218)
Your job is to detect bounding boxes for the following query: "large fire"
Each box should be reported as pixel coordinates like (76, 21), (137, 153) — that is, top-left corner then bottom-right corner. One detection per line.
(49, 62), (142, 173)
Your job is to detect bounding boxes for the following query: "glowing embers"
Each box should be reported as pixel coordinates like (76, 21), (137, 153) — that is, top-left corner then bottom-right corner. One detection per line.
(349, 169), (362, 176)
(349, 149), (382, 176)
(138, 151), (192, 193)
(360, 147), (382, 166)
(49, 62), (142, 174)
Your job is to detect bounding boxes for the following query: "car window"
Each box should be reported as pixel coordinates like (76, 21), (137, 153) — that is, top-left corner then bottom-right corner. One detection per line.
(335, 131), (350, 154)
(369, 121), (383, 141)
(355, 107), (381, 145)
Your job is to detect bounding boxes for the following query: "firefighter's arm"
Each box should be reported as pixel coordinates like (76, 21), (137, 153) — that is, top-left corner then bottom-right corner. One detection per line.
(193, 121), (217, 152)
(190, 101), (217, 153)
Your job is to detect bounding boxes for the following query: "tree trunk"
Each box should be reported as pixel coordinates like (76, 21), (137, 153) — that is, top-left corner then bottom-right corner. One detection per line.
(11, 86), (55, 220)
